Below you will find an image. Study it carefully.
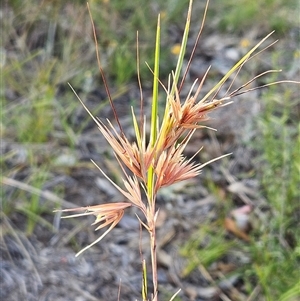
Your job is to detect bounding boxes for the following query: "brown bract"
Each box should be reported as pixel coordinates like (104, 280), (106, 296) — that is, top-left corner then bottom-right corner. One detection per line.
(154, 130), (202, 192)
(156, 81), (226, 152)
(97, 118), (153, 180)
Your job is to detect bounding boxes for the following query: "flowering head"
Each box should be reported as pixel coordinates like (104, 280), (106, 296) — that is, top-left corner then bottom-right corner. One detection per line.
(56, 202), (131, 256)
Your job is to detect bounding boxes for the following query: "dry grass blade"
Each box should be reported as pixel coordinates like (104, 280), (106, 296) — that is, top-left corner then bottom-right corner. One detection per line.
(1, 213), (42, 286)
(1, 177), (76, 209)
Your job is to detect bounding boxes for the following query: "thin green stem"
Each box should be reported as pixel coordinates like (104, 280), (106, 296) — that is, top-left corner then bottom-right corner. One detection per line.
(142, 259), (148, 301)
(147, 15), (161, 301)
(147, 15), (160, 205)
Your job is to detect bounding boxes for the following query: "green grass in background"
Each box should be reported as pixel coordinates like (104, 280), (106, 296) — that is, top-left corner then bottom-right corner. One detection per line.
(252, 82), (299, 300)
(216, 0), (298, 34)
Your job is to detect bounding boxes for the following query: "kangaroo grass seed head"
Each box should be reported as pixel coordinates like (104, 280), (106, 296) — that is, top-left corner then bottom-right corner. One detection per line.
(56, 0), (299, 256)
(55, 1), (299, 299)
(55, 202), (132, 256)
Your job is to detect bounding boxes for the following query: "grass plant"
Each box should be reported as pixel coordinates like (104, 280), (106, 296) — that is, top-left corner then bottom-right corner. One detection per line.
(2, 0), (299, 300)
(54, 1), (299, 300)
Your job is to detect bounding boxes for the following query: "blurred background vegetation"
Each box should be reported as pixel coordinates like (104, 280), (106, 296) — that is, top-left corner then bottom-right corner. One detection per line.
(1, 0), (299, 300)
